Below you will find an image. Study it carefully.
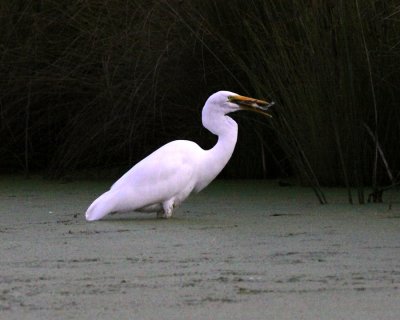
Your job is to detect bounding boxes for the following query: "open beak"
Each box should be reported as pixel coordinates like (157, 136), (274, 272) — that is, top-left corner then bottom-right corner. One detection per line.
(228, 94), (274, 117)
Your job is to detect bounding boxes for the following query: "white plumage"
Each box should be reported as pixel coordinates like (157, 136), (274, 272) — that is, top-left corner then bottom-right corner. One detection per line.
(85, 90), (273, 221)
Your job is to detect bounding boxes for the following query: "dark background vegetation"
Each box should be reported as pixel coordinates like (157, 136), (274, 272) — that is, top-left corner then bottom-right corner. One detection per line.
(1, 0), (400, 202)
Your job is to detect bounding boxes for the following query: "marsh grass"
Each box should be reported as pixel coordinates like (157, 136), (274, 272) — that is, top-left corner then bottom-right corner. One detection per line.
(181, 0), (400, 202)
(0, 1), (192, 174)
(1, 1), (400, 203)
(0, 0), (278, 179)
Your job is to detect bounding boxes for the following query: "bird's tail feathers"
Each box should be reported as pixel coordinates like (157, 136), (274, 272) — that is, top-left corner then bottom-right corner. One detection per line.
(85, 189), (120, 221)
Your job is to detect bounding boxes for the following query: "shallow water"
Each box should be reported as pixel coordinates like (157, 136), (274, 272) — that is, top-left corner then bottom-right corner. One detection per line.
(1, 177), (400, 319)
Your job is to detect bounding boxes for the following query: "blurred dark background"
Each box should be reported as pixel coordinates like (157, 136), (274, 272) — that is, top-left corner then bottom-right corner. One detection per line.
(1, 0), (400, 201)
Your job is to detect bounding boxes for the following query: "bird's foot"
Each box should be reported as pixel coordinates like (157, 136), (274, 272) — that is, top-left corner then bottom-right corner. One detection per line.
(156, 211), (168, 219)
(157, 211), (172, 219)
(156, 210), (173, 219)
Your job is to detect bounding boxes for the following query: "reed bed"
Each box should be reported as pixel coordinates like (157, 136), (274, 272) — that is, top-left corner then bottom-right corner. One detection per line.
(180, 0), (400, 202)
(1, 1), (400, 203)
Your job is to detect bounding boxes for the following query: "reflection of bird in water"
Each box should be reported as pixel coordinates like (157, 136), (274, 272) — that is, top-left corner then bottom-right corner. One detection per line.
(85, 91), (274, 221)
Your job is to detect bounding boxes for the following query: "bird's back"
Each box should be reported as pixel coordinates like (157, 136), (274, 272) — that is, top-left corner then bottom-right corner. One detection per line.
(111, 140), (204, 195)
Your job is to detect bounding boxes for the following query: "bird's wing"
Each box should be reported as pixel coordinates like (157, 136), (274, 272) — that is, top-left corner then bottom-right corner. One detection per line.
(110, 140), (202, 204)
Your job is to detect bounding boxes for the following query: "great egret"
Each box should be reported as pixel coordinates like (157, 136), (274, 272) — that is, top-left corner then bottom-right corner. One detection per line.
(85, 91), (274, 221)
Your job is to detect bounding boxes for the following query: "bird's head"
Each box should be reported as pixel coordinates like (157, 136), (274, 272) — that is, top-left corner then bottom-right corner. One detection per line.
(205, 91), (274, 117)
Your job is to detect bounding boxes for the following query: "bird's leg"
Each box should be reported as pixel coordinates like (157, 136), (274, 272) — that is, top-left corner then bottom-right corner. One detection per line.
(157, 199), (175, 219)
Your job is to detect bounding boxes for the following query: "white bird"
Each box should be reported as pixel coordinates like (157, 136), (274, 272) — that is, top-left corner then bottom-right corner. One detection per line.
(85, 91), (273, 221)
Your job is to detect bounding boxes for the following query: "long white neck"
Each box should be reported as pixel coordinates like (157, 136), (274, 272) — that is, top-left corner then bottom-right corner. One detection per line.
(195, 107), (238, 192)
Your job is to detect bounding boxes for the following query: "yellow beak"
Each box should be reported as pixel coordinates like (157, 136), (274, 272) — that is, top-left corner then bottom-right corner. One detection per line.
(228, 94), (274, 117)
